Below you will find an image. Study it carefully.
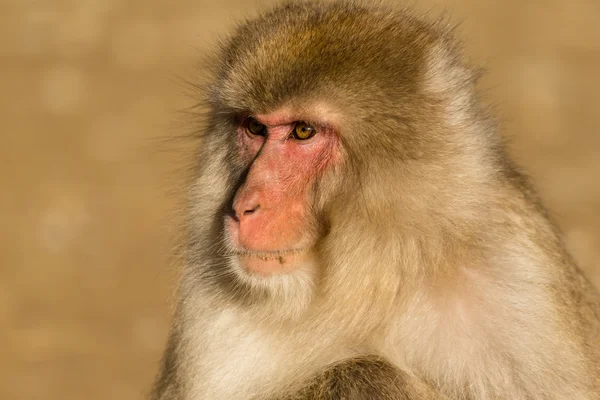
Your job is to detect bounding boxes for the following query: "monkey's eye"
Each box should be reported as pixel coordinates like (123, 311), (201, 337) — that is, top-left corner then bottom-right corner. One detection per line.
(292, 122), (316, 140)
(246, 118), (266, 136)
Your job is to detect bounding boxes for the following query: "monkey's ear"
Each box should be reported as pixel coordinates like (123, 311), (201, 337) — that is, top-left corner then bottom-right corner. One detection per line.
(424, 39), (481, 93)
(423, 39), (481, 126)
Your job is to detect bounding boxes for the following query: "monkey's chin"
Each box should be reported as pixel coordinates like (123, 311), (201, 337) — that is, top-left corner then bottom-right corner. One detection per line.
(226, 249), (317, 320)
(237, 249), (311, 276)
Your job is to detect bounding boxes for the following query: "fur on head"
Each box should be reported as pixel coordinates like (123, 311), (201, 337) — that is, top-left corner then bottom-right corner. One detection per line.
(188, 0), (500, 328)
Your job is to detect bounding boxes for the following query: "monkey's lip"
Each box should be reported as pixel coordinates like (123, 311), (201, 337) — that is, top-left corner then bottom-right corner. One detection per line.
(230, 247), (309, 260)
(229, 247), (311, 275)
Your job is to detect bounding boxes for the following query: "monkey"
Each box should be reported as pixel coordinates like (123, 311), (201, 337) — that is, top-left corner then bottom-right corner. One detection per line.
(151, 1), (600, 399)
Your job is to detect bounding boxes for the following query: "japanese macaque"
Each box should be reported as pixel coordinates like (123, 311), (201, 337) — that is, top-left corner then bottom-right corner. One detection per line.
(151, 1), (600, 399)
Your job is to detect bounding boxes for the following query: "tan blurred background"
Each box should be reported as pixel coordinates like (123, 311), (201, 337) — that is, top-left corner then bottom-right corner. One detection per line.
(1, 0), (599, 399)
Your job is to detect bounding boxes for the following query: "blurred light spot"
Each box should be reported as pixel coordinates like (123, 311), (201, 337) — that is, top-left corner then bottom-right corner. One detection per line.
(52, 7), (105, 56)
(111, 19), (164, 69)
(512, 57), (565, 144)
(86, 95), (168, 161)
(128, 94), (168, 129)
(543, 163), (600, 209)
(166, 15), (215, 59)
(40, 65), (86, 114)
(39, 193), (90, 253)
(86, 113), (132, 162)
(515, 58), (561, 109)
(76, 0), (119, 15)
(0, 286), (15, 322)
(19, 9), (57, 55)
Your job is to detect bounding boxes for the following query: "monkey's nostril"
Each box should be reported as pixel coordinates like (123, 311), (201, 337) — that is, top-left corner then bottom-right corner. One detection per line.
(243, 205), (260, 216)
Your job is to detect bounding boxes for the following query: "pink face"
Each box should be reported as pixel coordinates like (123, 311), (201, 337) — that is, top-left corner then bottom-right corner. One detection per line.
(226, 109), (339, 275)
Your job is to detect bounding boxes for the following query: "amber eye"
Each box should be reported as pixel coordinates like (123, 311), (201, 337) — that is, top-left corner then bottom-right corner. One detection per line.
(246, 118), (266, 136)
(292, 122), (316, 140)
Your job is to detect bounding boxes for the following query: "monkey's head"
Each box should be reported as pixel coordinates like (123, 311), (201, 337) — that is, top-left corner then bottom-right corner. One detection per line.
(191, 1), (494, 315)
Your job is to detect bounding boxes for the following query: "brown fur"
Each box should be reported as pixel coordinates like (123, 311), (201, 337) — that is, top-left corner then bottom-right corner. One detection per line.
(151, 1), (600, 399)
(276, 356), (448, 400)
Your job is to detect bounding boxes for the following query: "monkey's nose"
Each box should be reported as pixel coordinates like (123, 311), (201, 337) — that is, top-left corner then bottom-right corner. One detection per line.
(242, 204), (259, 216)
(233, 202), (260, 222)
(232, 187), (263, 222)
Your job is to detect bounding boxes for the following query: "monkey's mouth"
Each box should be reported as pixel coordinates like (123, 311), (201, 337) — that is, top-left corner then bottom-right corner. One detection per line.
(223, 216), (314, 274)
(227, 246), (312, 275)
(230, 247), (308, 263)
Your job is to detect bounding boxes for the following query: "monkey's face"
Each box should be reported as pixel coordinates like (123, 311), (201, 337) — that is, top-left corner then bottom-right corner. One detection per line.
(224, 107), (340, 276)
(198, 1), (458, 298)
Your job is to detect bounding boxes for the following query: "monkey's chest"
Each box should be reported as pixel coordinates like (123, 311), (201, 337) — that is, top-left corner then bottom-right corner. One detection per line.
(385, 283), (551, 398)
(190, 309), (340, 400)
